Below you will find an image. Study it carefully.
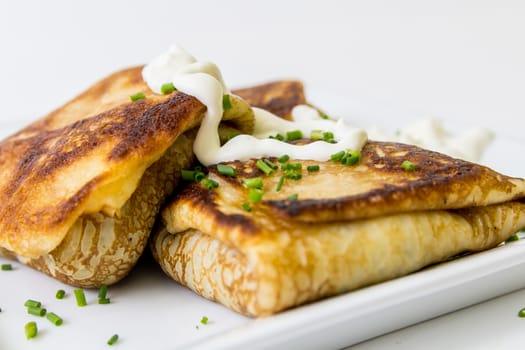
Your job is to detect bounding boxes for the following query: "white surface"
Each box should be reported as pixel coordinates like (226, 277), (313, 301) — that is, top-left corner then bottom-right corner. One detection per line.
(1, 1), (525, 349)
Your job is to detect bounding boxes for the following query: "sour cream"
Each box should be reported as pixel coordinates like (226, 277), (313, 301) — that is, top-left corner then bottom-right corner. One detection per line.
(142, 45), (367, 166)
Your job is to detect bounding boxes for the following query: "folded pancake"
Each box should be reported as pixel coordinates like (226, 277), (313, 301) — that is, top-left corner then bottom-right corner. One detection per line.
(0, 66), (254, 287)
(152, 140), (525, 317)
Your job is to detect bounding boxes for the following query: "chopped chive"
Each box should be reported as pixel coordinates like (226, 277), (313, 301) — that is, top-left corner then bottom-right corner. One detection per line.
(286, 130), (303, 141)
(278, 154), (290, 163)
(27, 306), (46, 317)
(307, 165), (320, 172)
(288, 193), (299, 201)
(320, 113), (329, 119)
(56, 289), (66, 299)
(161, 82), (176, 94)
(222, 94), (233, 110)
(217, 164), (236, 177)
(276, 176), (285, 192)
(200, 316), (209, 325)
(242, 203), (252, 212)
(342, 150), (361, 166)
(98, 284), (108, 300)
(201, 178), (219, 190)
(310, 130), (324, 140)
(281, 163), (302, 171)
(506, 234), (520, 243)
(25, 321), (37, 340)
(107, 334), (119, 346)
(98, 298), (111, 305)
(248, 188), (264, 203)
(402, 160), (416, 172)
(130, 92), (145, 102)
(330, 150), (346, 161)
(285, 171), (302, 180)
(24, 299), (42, 308)
(1, 263), (12, 271)
(256, 159), (274, 175)
(46, 312), (63, 326)
(194, 171), (206, 182)
(323, 131), (335, 142)
(519, 308), (525, 318)
(269, 133), (285, 141)
(263, 159), (278, 170)
(181, 169), (195, 181)
(74, 288), (87, 307)
(244, 177), (263, 189)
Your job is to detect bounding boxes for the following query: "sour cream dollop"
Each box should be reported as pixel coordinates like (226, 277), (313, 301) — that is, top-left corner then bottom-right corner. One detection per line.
(142, 45), (367, 166)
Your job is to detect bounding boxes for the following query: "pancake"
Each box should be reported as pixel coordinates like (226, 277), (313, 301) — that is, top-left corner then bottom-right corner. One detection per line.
(152, 130), (525, 317)
(0, 66), (254, 287)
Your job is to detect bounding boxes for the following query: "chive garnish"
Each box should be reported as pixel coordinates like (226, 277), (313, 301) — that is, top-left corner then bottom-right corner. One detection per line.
(269, 133), (285, 141)
(24, 299), (42, 308)
(310, 130), (324, 140)
(25, 321), (37, 340)
(181, 169), (195, 181)
(342, 150), (361, 165)
(74, 288), (87, 307)
(244, 177), (263, 189)
(402, 160), (416, 172)
(46, 312), (63, 326)
(248, 188), (264, 203)
(263, 159), (278, 170)
(194, 171), (206, 182)
(256, 159), (274, 175)
(278, 154), (290, 163)
(519, 308), (525, 318)
(288, 193), (299, 201)
(130, 92), (145, 102)
(27, 306), (46, 317)
(506, 234), (520, 243)
(56, 289), (66, 299)
(201, 178), (219, 190)
(107, 334), (119, 346)
(285, 171), (302, 180)
(98, 284), (108, 300)
(1, 263), (12, 271)
(330, 150), (346, 161)
(286, 130), (303, 141)
(276, 176), (285, 192)
(99, 298), (111, 305)
(222, 94), (233, 110)
(320, 113), (329, 119)
(307, 165), (320, 172)
(323, 131), (335, 143)
(200, 316), (209, 325)
(242, 203), (252, 212)
(217, 164), (236, 177)
(161, 82), (176, 95)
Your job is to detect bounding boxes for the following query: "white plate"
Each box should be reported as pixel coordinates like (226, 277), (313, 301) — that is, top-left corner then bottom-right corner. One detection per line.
(0, 100), (524, 350)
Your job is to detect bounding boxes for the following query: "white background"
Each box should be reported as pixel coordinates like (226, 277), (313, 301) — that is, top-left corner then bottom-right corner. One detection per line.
(1, 1), (525, 349)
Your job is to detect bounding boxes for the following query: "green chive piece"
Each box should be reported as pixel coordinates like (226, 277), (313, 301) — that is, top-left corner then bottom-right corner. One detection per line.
(27, 306), (46, 317)
(310, 130), (324, 140)
(242, 203), (252, 212)
(217, 164), (236, 177)
(56, 289), (66, 299)
(278, 154), (290, 163)
(161, 82), (176, 95)
(98, 298), (111, 305)
(281, 163), (302, 171)
(107, 334), (119, 346)
(263, 159), (278, 170)
(248, 188), (264, 203)
(323, 131), (335, 142)
(244, 177), (263, 189)
(200, 316), (209, 325)
(330, 150), (346, 161)
(181, 169), (195, 181)
(402, 160), (416, 172)
(307, 165), (320, 172)
(201, 178), (219, 190)
(256, 159), (274, 175)
(285, 171), (302, 180)
(46, 312), (63, 326)
(506, 234), (520, 243)
(320, 113), (329, 120)
(25, 321), (37, 340)
(130, 92), (145, 102)
(342, 150), (361, 166)
(288, 193), (299, 201)
(222, 94), (233, 111)
(74, 288), (87, 307)
(98, 284), (108, 300)
(518, 308), (525, 318)
(24, 299), (42, 308)
(286, 130), (303, 141)
(269, 133), (285, 141)
(1, 263), (12, 271)
(276, 176), (285, 192)
(194, 171), (206, 182)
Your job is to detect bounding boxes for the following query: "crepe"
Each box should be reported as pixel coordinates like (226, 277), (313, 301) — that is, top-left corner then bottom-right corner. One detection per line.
(152, 133), (525, 316)
(0, 66), (254, 287)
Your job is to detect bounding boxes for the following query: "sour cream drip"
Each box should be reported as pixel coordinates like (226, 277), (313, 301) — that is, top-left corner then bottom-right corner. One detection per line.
(142, 45), (367, 166)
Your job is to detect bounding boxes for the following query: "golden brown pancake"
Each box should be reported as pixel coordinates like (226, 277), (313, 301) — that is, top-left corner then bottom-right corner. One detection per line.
(152, 142), (525, 316)
(0, 66), (254, 287)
